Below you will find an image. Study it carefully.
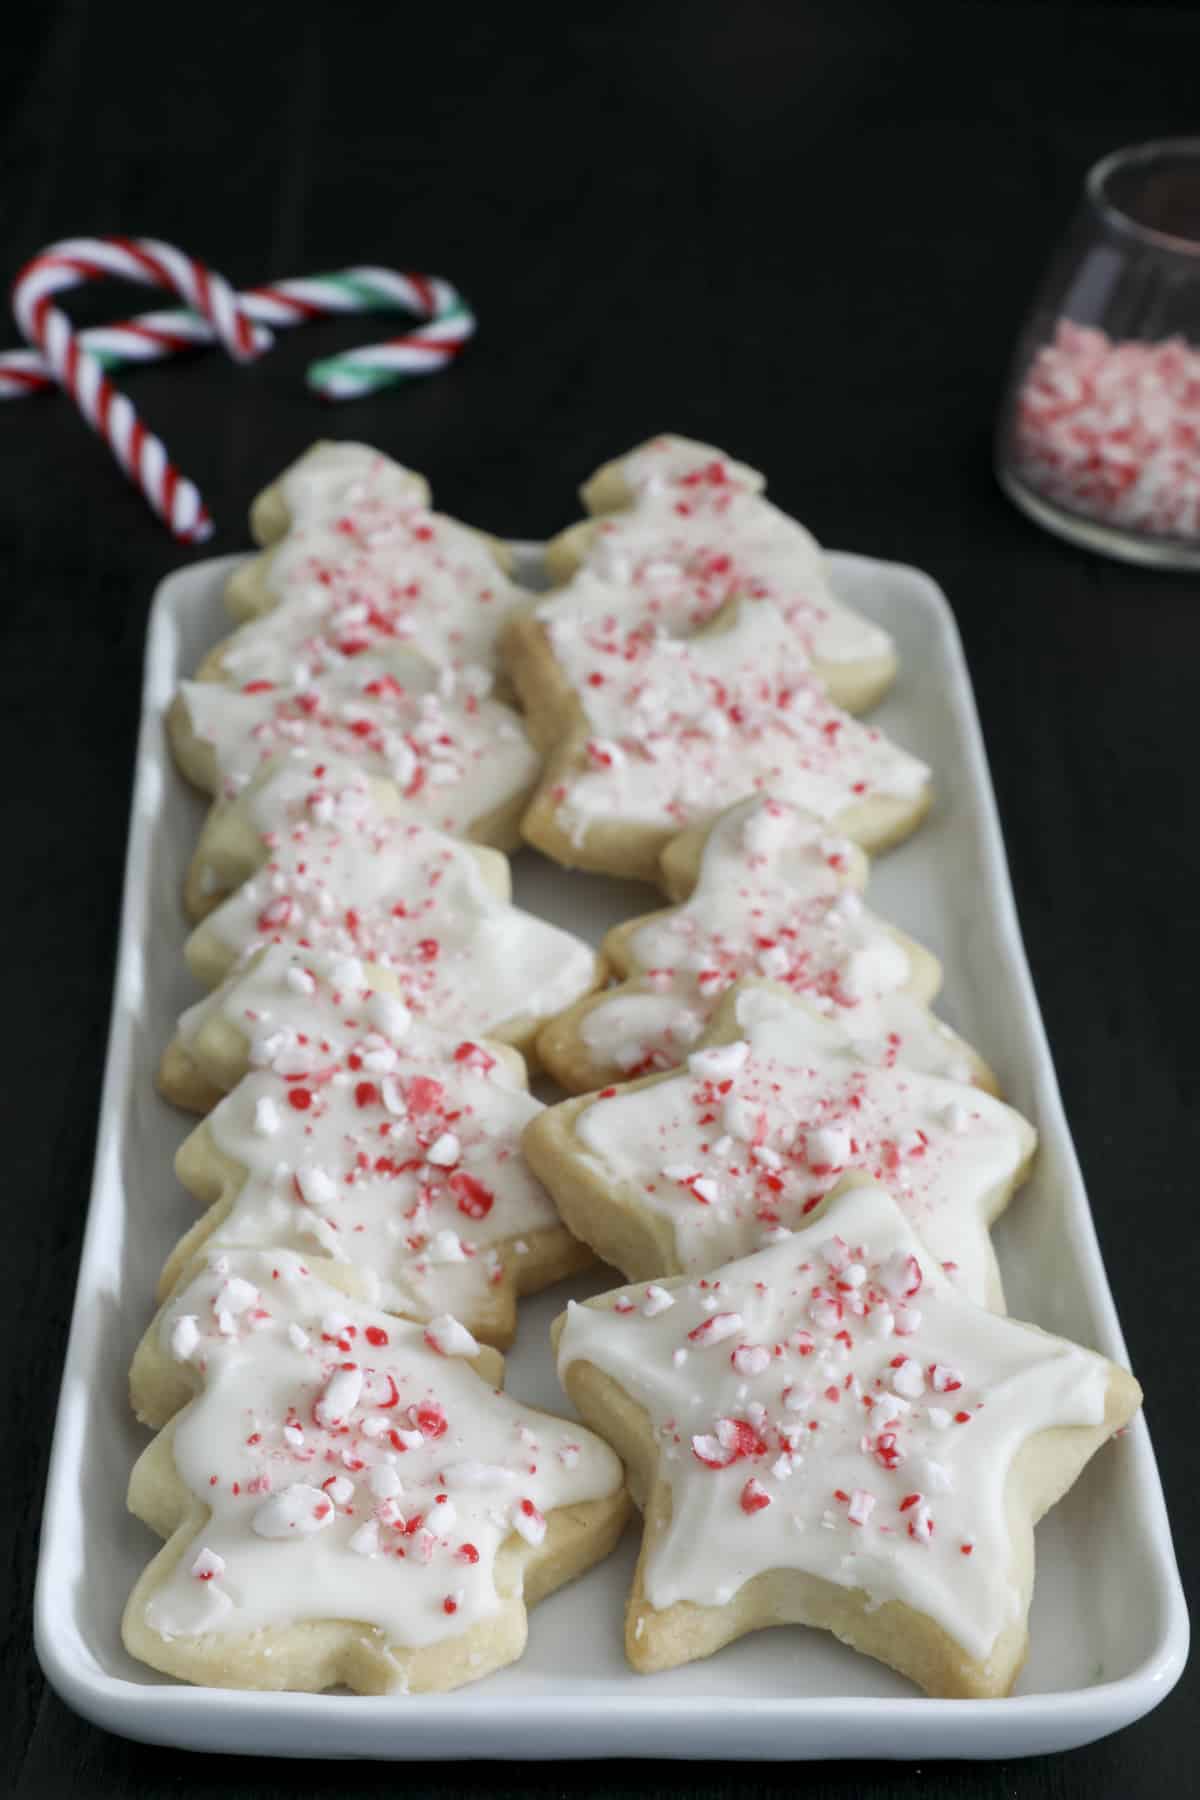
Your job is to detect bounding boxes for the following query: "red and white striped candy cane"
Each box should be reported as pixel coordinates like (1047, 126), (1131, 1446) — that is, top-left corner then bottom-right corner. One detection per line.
(11, 236), (265, 542)
(0, 265), (473, 402)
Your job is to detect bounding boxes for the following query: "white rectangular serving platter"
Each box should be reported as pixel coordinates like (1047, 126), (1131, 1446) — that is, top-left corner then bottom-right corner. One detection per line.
(35, 548), (1188, 1761)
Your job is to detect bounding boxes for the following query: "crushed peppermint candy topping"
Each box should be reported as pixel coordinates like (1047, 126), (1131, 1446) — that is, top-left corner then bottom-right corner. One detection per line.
(190, 1547), (226, 1581)
(1013, 321), (1200, 542)
(252, 1483), (336, 1539)
(423, 1315), (480, 1358)
(510, 1497), (547, 1546)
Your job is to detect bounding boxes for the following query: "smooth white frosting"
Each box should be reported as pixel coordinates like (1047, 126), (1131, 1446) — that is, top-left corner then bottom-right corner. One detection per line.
(572, 985), (1035, 1307)
(580, 795), (973, 1082)
(142, 1250), (620, 1661)
(274, 442), (431, 523)
(557, 1181), (1110, 1662)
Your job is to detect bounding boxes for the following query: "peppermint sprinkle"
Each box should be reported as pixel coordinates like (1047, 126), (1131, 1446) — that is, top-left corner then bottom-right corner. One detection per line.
(511, 1498), (547, 1545)
(688, 1311), (745, 1347)
(252, 1483), (335, 1539)
(423, 1314), (480, 1357)
(642, 1284), (675, 1316)
(170, 1314), (200, 1361)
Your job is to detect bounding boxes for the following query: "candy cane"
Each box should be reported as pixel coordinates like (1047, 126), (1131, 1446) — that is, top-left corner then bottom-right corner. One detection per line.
(0, 265), (474, 402)
(11, 236), (265, 541)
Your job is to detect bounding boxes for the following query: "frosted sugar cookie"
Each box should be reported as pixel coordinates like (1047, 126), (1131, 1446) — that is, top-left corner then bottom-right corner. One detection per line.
(168, 642), (538, 853)
(216, 442), (524, 683)
(544, 437), (895, 714)
(525, 982), (1035, 1313)
(179, 766), (602, 1060)
(506, 589), (930, 884)
(180, 754), (496, 919)
(159, 944), (404, 1113)
(245, 440), (431, 549)
(575, 433), (767, 516)
(538, 795), (994, 1094)
(125, 1249), (627, 1694)
(553, 1175), (1140, 1696)
(158, 1010), (591, 1346)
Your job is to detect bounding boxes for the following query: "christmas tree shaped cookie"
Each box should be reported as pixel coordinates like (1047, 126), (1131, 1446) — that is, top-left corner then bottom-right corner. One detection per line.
(573, 433), (767, 516)
(212, 442), (526, 688)
(178, 761), (602, 1063)
(125, 1249), (628, 1694)
(243, 440), (431, 549)
(553, 1175), (1139, 1696)
(169, 639), (538, 853)
(540, 434), (896, 713)
(538, 794), (994, 1094)
(157, 1002), (592, 1349)
(525, 981), (1035, 1313)
(160, 943), (405, 1113)
(505, 592), (930, 885)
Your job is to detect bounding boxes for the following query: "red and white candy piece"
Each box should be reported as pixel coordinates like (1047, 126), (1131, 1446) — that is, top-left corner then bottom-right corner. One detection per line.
(11, 236), (264, 541)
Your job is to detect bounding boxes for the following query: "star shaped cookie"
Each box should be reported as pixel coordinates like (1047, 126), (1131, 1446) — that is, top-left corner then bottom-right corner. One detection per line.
(525, 981), (1036, 1313)
(553, 1175), (1139, 1697)
(537, 793), (994, 1094)
(125, 1248), (628, 1694)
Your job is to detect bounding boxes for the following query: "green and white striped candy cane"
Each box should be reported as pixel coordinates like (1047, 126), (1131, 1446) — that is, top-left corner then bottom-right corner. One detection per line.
(0, 265), (475, 401)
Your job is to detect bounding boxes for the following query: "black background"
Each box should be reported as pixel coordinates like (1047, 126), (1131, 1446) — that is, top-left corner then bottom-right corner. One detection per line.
(4, 2), (1197, 1795)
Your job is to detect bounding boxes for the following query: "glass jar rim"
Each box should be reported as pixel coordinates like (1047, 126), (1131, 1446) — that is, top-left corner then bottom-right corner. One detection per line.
(1087, 137), (1200, 257)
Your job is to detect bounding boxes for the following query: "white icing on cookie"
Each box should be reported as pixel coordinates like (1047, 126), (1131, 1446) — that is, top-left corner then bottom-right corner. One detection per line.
(574, 489), (891, 668)
(538, 590), (926, 841)
(232, 452), (524, 680)
(573, 985), (1035, 1306)
(557, 1180), (1111, 1660)
(274, 442), (431, 524)
(188, 766), (597, 1029)
(192, 1018), (558, 1323)
(179, 643), (536, 833)
(143, 1250), (619, 1658)
(581, 796), (971, 1083)
(178, 943), (402, 1083)
(598, 436), (766, 504)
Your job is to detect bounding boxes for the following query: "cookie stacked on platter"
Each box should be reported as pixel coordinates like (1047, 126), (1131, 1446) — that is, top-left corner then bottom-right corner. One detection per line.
(132, 444), (626, 1695)
(125, 434), (1139, 1703)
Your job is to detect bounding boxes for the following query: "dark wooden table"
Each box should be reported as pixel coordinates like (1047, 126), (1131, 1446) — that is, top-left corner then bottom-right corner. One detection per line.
(4, 3), (1195, 1794)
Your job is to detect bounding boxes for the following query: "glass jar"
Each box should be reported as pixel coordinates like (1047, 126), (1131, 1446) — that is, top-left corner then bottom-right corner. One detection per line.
(996, 137), (1200, 568)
